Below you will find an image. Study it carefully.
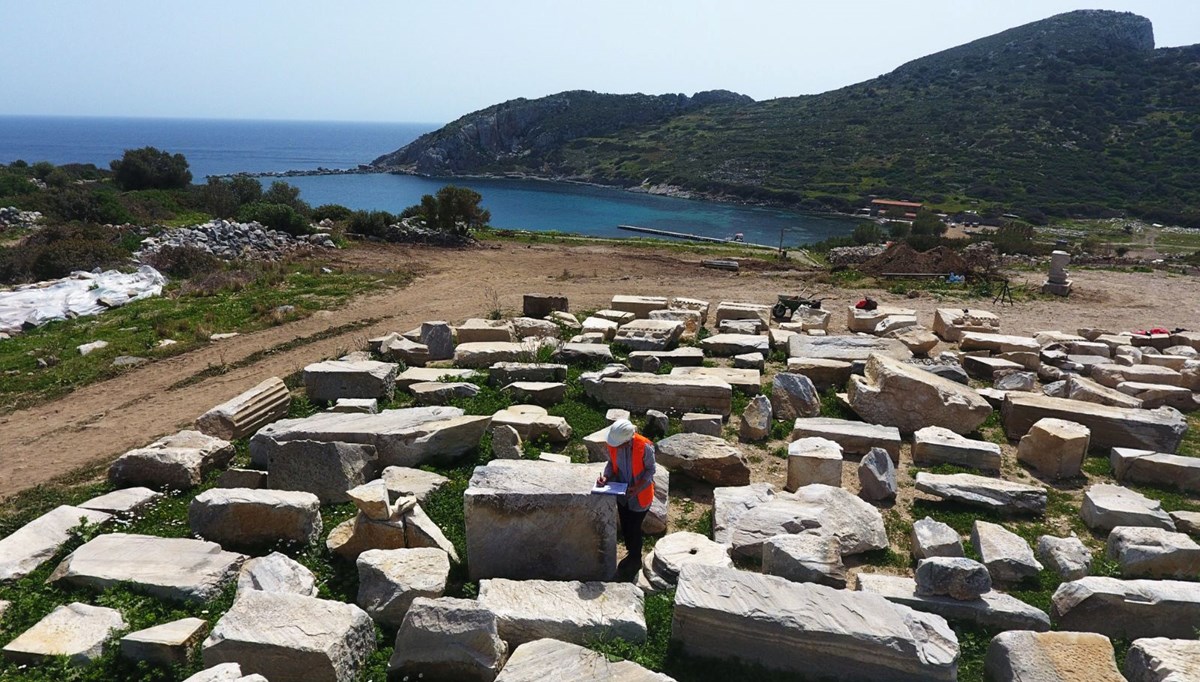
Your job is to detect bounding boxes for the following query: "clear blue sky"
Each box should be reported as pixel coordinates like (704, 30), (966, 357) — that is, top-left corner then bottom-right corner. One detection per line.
(2, 1), (1197, 123)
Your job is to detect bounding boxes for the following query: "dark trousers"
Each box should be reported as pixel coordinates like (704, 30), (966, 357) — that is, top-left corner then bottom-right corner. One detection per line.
(617, 504), (649, 559)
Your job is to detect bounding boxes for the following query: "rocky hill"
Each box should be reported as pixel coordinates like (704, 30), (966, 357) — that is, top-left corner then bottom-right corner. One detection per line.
(374, 11), (1200, 224)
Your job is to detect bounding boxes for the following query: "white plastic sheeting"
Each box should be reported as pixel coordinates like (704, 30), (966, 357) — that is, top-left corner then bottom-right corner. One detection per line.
(0, 266), (167, 335)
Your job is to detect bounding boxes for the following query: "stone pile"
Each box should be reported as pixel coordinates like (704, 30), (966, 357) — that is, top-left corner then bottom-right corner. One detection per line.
(136, 219), (332, 261)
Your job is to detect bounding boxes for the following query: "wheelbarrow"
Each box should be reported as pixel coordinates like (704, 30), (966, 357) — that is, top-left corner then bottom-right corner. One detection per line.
(771, 294), (824, 321)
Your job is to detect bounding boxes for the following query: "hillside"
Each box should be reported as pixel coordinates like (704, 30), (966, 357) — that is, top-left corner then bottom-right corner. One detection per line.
(374, 10), (1200, 224)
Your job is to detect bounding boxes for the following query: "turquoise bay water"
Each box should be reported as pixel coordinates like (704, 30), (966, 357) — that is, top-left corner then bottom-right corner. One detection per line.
(0, 116), (860, 245)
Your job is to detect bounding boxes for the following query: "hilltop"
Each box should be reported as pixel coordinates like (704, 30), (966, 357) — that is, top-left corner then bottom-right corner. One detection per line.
(374, 10), (1200, 225)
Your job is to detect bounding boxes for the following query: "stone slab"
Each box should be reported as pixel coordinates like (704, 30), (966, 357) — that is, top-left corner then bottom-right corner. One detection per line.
(788, 335), (913, 362)
(857, 573), (1050, 631)
(479, 578), (646, 647)
(0, 505), (112, 582)
(1001, 393), (1188, 453)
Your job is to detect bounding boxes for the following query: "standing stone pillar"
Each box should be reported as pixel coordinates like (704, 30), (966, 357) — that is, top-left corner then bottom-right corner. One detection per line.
(1041, 250), (1073, 296)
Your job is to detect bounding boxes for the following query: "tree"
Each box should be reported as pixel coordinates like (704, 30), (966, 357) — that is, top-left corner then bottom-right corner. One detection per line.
(408, 185), (490, 235)
(262, 181), (308, 213)
(110, 147), (192, 190)
(237, 202), (309, 236)
(852, 223), (882, 245)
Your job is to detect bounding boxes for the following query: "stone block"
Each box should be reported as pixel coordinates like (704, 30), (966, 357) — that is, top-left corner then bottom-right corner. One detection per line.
(110, 430), (235, 490)
(1124, 637), (1200, 682)
(933, 308), (1000, 342)
(381, 465), (449, 503)
(614, 319), (683, 351)
(1001, 393), (1187, 453)
(410, 381), (480, 405)
(786, 437), (842, 490)
(1112, 447), (1200, 494)
(0, 505), (112, 582)
(79, 487), (162, 516)
(985, 631), (1124, 682)
(669, 366), (760, 393)
(488, 362), (567, 385)
(858, 573), (1049, 632)
(656, 433), (750, 486)
(960, 332), (1040, 354)
(465, 460), (616, 581)
(236, 551), (318, 597)
(267, 440), (377, 503)
(727, 484), (886, 558)
(1081, 484), (1175, 532)
(972, 520), (1043, 583)
(121, 617), (208, 667)
(1067, 375), (1145, 409)
(1017, 417), (1090, 480)
(626, 347), (704, 371)
(480, 578), (645, 647)
(202, 590), (376, 682)
(495, 638), (670, 682)
(770, 372), (820, 421)
(50, 533), (245, 602)
(915, 472), (1047, 514)
(583, 371), (732, 416)
(681, 412), (722, 436)
(387, 596), (508, 682)
(1, 602), (126, 667)
(303, 360), (397, 402)
(912, 516), (964, 559)
(491, 404), (572, 443)
(699, 333), (769, 357)
(395, 366), (479, 390)
(761, 532), (846, 587)
(453, 341), (527, 368)
(522, 294), (568, 318)
(849, 353), (992, 434)
(189, 488), (322, 549)
(912, 426), (1002, 472)
(455, 318), (514, 343)
(713, 301), (771, 325)
(611, 295), (669, 318)
(356, 548), (450, 627)
(672, 565), (958, 681)
(1052, 577), (1200, 639)
(1037, 535), (1092, 581)
(788, 334), (913, 362)
(791, 417), (902, 460)
(1106, 526), (1200, 579)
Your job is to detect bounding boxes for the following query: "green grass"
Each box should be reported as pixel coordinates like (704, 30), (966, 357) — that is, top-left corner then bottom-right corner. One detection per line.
(0, 258), (414, 411)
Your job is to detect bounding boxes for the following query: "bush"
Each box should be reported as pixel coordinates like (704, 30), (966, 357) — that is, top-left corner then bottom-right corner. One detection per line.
(405, 185), (490, 235)
(201, 176), (264, 218)
(852, 223), (883, 245)
(237, 202), (310, 236)
(143, 245), (223, 278)
(0, 224), (134, 283)
(30, 238), (129, 279)
(110, 147), (192, 190)
(0, 173), (34, 199)
(347, 210), (396, 238)
(262, 181), (309, 214)
(48, 187), (133, 224)
(312, 204), (353, 223)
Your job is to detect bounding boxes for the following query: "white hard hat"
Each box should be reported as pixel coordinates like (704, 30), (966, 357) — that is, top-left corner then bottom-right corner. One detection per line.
(606, 419), (636, 447)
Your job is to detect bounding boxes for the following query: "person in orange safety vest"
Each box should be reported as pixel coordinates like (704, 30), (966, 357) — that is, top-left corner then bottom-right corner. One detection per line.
(595, 418), (657, 576)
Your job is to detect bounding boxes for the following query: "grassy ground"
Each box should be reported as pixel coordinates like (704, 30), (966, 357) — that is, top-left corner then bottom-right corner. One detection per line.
(0, 258), (413, 412)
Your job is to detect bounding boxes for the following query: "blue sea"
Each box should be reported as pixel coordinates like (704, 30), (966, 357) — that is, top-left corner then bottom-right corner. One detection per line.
(0, 116), (860, 245)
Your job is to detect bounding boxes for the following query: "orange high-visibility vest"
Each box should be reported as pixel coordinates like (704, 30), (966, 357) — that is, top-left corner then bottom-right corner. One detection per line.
(607, 433), (655, 509)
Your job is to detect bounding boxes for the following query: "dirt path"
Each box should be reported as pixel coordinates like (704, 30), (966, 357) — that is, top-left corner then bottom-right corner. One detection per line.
(2, 241), (1196, 498)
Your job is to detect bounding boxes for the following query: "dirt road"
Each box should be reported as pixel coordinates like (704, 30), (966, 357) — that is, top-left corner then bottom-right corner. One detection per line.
(1, 240), (1196, 498)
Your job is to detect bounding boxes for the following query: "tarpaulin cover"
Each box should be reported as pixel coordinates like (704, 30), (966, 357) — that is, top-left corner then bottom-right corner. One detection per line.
(0, 266), (167, 335)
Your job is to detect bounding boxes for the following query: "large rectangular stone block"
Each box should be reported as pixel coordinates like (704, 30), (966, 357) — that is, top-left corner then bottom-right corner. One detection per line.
(479, 578), (645, 647)
(672, 565), (958, 681)
(610, 295), (668, 318)
(465, 461), (616, 581)
(1111, 448), (1200, 493)
(303, 360), (398, 402)
(788, 335), (912, 362)
(0, 506), (112, 582)
(1001, 393), (1188, 453)
(583, 372), (732, 416)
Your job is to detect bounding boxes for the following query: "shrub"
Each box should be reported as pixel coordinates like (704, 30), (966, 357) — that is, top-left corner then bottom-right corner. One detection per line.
(347, 210), (396, 238)
(30, 237), (128, 280)
(110, 147), (192, 190)
(143, 245), (223, 278)
(311, 204), (353, 223)
(852, 223), (883, 245)
(262, 181), (309, 214)
(405, 185), (490, 235)
(0, 173), (34, 199)
(48, 187), (133, 224)
(237, 202), (311, 236)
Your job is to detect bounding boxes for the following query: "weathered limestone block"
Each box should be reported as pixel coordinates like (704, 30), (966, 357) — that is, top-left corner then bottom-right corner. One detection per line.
(699, 333), (769, 357)
(792, 417), (902, 460)
(453, 342), (527, 368)
(672, 565), (959, 681)
(1052, 577), (1200, 639)
(110, 430), (235, 490)
(491, 405), (572, 443)
(761, 532), (846, 587)
(50, 533), (245, 602)
(1001, 393), (1187, 453)
(251, 407), (489, 469)
(916, 472), (1047, 514)
(649, 308), (701, 338)
(912, 516), (964, 559)
(786, 357), (852, 390)
(858, 447), (897, 501)
(669, 296), (710, 323)
(489, 362), (567, 385)
(847, 305), (915, 334)
(465, 460), (616, 581)
(583, 371), (732, 416)
(382, 336), (430, 366)
(652, 531), (733, 581)
(739, 394), (771, 441)
(495, 638), (672, 682)
(916, 557), (992, 600)
(669, 366), (760, 393)
(789, 334), (913, 362)
(189, 488), (322, 549)
(479, 578), (646, 646)
(891, 327), (939, 355)
(611, 295), (669, 318)
(912, 426), (1002, 472)
(325, 513), (407, 561)
(511, 317), (560, 340)
(1037, 535), (1092, 581)
(80, 486), (162, 515)
(960, 332), (1040, 354)
(1067, 375), (1144, 409)
(984, 631), (1124, 682)
(1081, 484), (1175, 532)
(614, 319), (683, 351)
(719, 318), (766, 335)
(396, 366), (479, 390)
(1, 602), (126, 667)
(356, 548), (450, 627)
(713, 301), (770, 325)
(1124, 637), (1200, 682)
(593, 309), (635, 324)
(681, 412), (722, 436)
(455, 318), (514, 343)
(642, 467), (670, 535)
(770, 372), (821, 420)
(1106, 526), (1200, 579)
(0, 505), (112, 582)
(933, 308), (1000, 342)
(848, 353), (992, 434)
(786, 437), (843, 490)
(580, 316), (618, 340)
(387, 596), (508, 682)
(858, 573), (1050, 632)
(523, 293), (568, 318)
(202, 590), (376, 682)
(972, 520), (1043, 583)
(304, 360), (397, 402)
(404, 503), (461, 563)
(1112, 447), (1200, 494)
(267, 440), (377, 503)
(1017, 418), (1090, 480)
(179, 662), (247, 682)
(963, 355), (1024, 380)
(196, 377), (291, 440)
(236, 551), (318, 597)
(382, 465), (449, 503)
(729, 484), (887, 558)
(1092, 363), (1182, 389)
(121, 617), (208, 667)
(712, 483), (776, 544)
(627, 347), (704, 371)
(655, 433), (750, 486)
(1118, 382), (1195, 410)
(410, 381), (480, 405)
